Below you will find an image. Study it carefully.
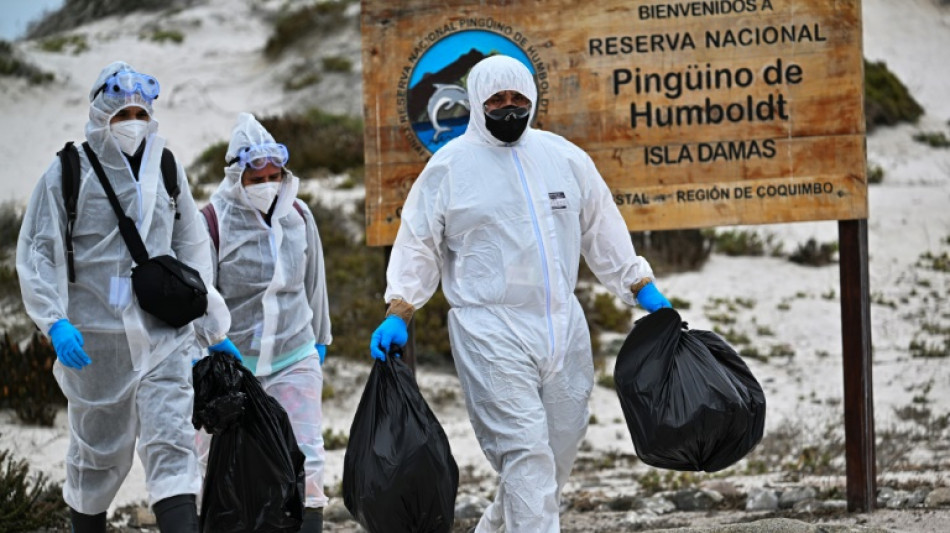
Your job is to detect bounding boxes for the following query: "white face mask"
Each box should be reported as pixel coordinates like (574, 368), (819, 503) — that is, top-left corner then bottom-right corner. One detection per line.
(245, 182), (280, 213)
(110, 119), (149, 156)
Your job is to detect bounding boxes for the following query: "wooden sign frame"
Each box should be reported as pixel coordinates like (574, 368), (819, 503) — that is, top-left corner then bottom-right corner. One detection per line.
(362, 0), (875, 513)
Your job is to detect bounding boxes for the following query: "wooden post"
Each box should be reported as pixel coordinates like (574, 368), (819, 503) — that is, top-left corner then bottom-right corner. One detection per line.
(384, 245), (416, 373)
(838, 219), (876, 512)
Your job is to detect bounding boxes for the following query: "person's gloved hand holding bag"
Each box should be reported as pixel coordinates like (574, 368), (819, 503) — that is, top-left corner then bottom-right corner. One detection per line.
(370, 316), (408, 361)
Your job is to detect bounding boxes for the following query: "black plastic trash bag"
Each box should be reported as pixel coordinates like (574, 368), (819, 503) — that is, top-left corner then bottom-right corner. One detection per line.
(614, 308), (766, 472)
(342, 352), (459, 533)
(193, 352), (305, 532)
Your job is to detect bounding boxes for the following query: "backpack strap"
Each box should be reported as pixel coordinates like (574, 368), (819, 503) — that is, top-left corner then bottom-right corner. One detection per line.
(58, 142), (81, 283)
(201, 200), (305, 255)
(200, 203), (219, 253)
(292, 199), (306, 220)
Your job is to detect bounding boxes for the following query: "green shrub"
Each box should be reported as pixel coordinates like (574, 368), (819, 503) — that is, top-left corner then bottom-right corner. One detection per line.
(147, 29), (185, 44)
(0, 446), (68, 530)
(284, 71), (321, 92)
(631, 229), (713, 274)
(38, 34), (88, 54)
(265, 2), (351, 58)
(187, 140), (228, 185)
(0, 41), (54, 84)
(27, 0), (192, 39)
(0, 200), (23, 258)
(864, 59), (924, 131)
(322, 55), (352, 73)
(789, 238), (838, 267)
(711, 229), (780, 257)
(261, 108), (364, 175)
(912, 131), (950, 148)
(867, 163), (885, 184)
(0, 332), (65, 426)
(322, 427), (348, 450)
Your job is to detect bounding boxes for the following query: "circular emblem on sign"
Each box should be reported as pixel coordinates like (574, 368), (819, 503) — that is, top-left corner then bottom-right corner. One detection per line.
(406, 30), (536, 155)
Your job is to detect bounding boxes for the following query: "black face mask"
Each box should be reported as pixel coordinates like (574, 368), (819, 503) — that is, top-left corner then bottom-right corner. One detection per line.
(484, 105), (530, 144)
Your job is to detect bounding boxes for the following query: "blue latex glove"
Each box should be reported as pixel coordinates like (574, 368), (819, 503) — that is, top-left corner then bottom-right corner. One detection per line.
(49, 319), (91, 369)
(208, 338), (243, 362)
(316, 344), (326, 365)
(370, 316), (407, 361)
(636, 282), (673, 313)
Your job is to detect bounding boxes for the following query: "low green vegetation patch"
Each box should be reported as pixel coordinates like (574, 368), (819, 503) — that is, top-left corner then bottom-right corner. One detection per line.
(912, 131), (950, 148)
(27, 0), (193, 40)
(0, 446), (67, 530)
(265, 1), (352, 58)
(710, 229), (782, 257)
(789, 238), (838, 267)
(38, 33), (88, 54)
(322, 55), (352, 73)
(145, 29), (185, 44)
(864, 59), (924, 131)
(0, 41), (54, 84)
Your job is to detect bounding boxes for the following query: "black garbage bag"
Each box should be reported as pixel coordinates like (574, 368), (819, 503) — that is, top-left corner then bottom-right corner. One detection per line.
(192, 352), (305, 532)
(614, 308), (766, 472)
(342, 352), (459, 533)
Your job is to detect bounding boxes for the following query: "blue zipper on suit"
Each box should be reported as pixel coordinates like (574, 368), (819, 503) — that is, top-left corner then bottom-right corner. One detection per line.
(511, 148), (556, 355)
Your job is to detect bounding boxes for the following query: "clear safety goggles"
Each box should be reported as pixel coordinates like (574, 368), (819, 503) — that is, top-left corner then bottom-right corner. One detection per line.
(228, 142), (290, 170)
(485, 105), (531, 121)
(94, 71), (161, 102)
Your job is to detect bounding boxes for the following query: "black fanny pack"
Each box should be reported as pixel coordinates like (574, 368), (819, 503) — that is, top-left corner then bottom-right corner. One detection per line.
(82, 142), (208, 328)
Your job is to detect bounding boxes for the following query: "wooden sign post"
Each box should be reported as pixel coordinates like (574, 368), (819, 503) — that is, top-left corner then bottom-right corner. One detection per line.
(362, 0), (873, 510)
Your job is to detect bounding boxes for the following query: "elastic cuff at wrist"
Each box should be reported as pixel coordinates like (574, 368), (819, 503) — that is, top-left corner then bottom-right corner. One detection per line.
(385, 299), (415, 324)
(630, 278), (653, 297)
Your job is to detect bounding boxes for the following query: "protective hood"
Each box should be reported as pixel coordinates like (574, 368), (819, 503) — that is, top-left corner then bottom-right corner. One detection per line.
(463, 55), (538, 147)
(85, 61), (159, 170)
(218, 112), (299, 220)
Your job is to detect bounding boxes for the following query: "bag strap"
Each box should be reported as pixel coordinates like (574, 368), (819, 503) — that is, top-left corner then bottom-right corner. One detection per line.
(160, 148), (180, 216)
(200, 203), (219, 252)
(80, 142), (151, 265)
(58, 142), (81, 282)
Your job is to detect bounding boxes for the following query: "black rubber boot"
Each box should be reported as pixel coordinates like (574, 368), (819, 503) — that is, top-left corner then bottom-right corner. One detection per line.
(153, 494), (199, 533)
(299, 507), (323, 533)
(69, 508), (106, 533)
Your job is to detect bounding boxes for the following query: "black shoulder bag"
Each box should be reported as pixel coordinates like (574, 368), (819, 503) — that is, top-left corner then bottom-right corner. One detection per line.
(81, 142), (208, 328)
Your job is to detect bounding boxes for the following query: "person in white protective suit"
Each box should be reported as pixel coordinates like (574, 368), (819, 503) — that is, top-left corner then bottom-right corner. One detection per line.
(369, 55), (673, 532)
(195, 112), (332, 532)
(16, 61), (240, 533)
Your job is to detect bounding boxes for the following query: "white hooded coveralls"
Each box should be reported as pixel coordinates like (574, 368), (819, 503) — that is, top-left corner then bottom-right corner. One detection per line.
(385, 55), (655, 532)
(16, 61), (231, 515)
(197, 112), (332, 509)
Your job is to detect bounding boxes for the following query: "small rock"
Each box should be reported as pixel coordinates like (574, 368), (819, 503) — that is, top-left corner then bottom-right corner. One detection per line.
(885, 490), (911, 509)
(700, 479), (741, 498)
(668, 488), (723, 511)
(909, 486), (930, 507)
(745, 487), (779, 511)
(322, 500), (353, 523)
(924, 487), (950, 508)
(876, 486), (897, 507)
(129, 506), (156, 528)
(455, 493), (491, 520)
(779, 486), (818, 509)
(792, 498), (823, 513)
(641, 494), (676, 515)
